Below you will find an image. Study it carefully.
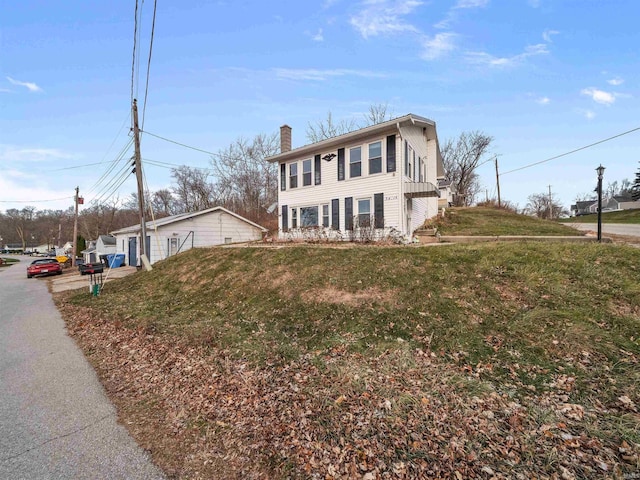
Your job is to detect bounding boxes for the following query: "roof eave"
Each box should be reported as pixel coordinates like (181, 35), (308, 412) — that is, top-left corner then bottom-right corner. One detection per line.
(266, 113), (436, 163)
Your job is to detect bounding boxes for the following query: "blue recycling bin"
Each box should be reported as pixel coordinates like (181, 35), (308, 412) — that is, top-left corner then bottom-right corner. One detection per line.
(107, 253), (125, 268)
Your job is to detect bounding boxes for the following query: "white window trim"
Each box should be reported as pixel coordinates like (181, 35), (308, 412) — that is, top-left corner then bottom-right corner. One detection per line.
(368, 140), (383, 175)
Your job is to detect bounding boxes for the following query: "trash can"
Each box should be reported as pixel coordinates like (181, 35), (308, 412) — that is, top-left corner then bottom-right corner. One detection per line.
(108, 253), (125, 268)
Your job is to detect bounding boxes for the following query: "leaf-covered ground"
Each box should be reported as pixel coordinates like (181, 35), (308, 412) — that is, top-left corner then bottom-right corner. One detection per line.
(57, 243), (640, 479)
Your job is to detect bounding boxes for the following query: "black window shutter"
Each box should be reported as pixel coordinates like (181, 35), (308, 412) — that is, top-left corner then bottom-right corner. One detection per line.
(280, 163), (286, 191)
(281, 205), (288, 232)
(386, 135), (396, 173)
(331, 198), (339, 230)
(345, 197), (353, 230)
(314, 154), (321, 185)
(337, 148), (345, 181)
(374, 193), (384, 228)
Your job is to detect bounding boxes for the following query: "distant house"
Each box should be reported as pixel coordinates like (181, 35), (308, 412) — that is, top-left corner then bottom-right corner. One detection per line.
(110, 206), (267, 266)
(604, 194), (640, 211)
(571, 200), (597, 216)
(438, 179), (454, 208)
(266, 113), (444, 240)
(81, 234), (117, 264)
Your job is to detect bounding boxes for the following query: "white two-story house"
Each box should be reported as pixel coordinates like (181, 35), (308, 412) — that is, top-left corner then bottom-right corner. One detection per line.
(266, 113), (445, 240)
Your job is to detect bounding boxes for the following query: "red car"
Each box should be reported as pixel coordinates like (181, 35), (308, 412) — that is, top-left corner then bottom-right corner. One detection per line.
(27, 258), (63, 278)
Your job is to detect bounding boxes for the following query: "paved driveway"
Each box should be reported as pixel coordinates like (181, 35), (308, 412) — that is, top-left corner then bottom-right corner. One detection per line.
(568, 223), (640, 238)
(0, 256), (164, 479)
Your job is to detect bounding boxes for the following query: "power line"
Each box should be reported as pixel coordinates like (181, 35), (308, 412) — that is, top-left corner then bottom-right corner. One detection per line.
(501, 126), (640, 176)
(0, 196), (73, 204)
(85, 137), (134, 195)
(142, 157), (214, 173)
(142, 130), (217, 156)
(141, 0), (158, 130)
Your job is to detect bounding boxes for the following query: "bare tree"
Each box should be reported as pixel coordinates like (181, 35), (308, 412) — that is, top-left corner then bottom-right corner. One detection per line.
(150, 188), (178, 217)
(80, 199), (138, 240)
(211, 133), (279, 227)
(4, 207), (36, 249)
(306, 112), (357, 143)
(171, 166), (219, 213)
(525, 192), (567, 219)
(305, 104), (394, 143)
(361, 103), (393, 127)
(441, 131), (493, 206)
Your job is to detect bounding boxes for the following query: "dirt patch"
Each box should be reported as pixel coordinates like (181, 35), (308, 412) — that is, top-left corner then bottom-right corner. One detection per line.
(302, 285), (398, 306)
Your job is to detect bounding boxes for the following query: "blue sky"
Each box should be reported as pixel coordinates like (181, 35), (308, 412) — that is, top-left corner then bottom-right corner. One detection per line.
(1, 0), (638, 214)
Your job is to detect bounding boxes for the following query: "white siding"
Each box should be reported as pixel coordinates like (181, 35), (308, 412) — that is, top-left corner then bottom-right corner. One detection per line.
(278, 134), (402, 235)
(115, 210), (264, 265)
(276, 119), (440, 239)
(399, 124), (439, 234)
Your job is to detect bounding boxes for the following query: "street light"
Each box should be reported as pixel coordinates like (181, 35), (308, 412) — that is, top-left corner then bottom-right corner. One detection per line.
(596, 164), (605, 242)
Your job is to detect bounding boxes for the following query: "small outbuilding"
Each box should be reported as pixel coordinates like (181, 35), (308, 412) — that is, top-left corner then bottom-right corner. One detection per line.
(110, 206), (267, 266)
(81, 234), (117, 264)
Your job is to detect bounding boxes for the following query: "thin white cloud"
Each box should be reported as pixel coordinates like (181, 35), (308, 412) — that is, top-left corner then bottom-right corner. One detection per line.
(607, 77), (624, 86)
(6, 76), (42, 92)
(0, 145), (75, 163)
(536, 96), (550, 105)
(273, 68), (388, 81)
(578, 109), (596, 120)
(435, 0), (488, 29)
(454, 0), (489, 8)
(528, 0), (541, 7)
(312, 28), (324, 42)
(421, 32), (457, 60)
(350, 0), (422, 39)
(465, 43), (549, 67)
(580, 87), (615, 105)
(542, 29), (559, 42)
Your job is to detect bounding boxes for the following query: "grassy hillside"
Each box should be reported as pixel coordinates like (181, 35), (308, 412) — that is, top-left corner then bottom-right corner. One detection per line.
(59, 244), (639, 478)
(561, 208), (640, 224)
(425, 206), (582, 235)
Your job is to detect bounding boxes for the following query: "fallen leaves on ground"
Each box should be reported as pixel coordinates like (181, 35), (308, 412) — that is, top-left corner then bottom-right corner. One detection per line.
(60, 302), (639, 479)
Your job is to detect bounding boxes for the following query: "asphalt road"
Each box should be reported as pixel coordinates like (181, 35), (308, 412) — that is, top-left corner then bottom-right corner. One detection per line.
(0, 256), (164, 479)
(567, 223), (640, 237)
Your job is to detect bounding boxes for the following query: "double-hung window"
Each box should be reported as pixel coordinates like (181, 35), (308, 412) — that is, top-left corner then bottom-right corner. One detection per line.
(349, 146), (361, 178)
(357, 198), (371, 227)
(302, 159), (312, 186)
(291, 207), (298, 228)
(368, 141), (382, 174)
(289, 163), (298, 188)
(322, 204), (329, 227)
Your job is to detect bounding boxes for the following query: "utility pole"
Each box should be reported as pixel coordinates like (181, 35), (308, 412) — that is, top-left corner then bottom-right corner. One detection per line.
(494, 156), (501, 208)
(132, 99), (147, 264)
(72, 186), (79, 267)
(548, 184), (553, 220)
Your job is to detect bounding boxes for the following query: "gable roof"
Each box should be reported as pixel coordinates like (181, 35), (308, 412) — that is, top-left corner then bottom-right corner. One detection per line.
(266, 113), (439, 164)
(110, 206), (267, 235)
(98, 234), (116, 246)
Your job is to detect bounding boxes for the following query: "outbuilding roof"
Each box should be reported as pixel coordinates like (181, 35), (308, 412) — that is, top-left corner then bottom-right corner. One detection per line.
(110, 206), (267, 235)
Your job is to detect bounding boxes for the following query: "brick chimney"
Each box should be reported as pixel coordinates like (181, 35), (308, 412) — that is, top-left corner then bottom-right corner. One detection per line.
(280, 124), (292, 153)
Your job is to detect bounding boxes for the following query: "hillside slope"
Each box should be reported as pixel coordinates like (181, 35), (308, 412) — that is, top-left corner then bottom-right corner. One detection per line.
(59, 244), (640, 478)
(425, 207), (583, 236)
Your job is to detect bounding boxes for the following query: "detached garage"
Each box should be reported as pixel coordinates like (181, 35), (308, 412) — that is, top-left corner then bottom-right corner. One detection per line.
(111, 206), (267, 266)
